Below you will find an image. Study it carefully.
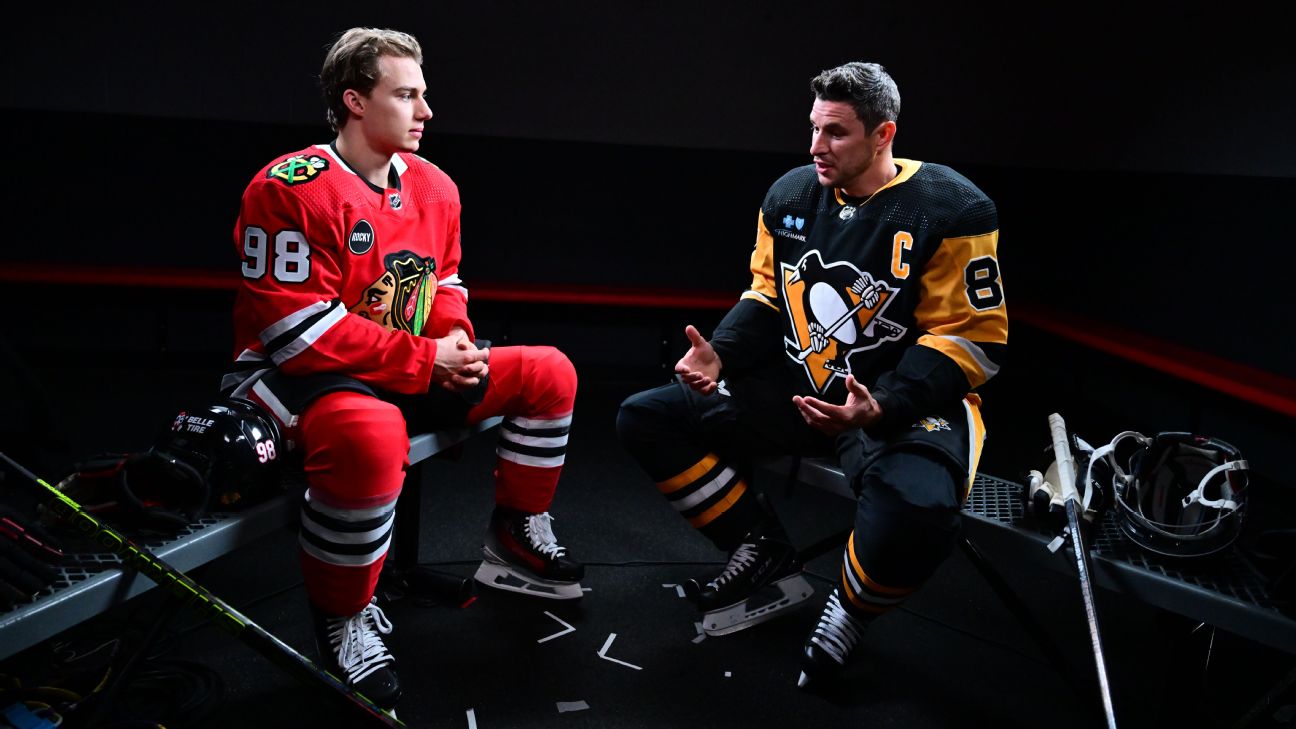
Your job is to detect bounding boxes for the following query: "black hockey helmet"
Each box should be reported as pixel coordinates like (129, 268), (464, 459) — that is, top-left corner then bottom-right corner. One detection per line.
(151, 398), (283, 511)
(1093, 431), (1248, 559)
(49, 399), (281, 532)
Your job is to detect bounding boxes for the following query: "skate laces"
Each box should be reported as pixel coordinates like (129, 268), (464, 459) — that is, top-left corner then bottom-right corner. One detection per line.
(325, 599), (395, 684)
(710, 542), (759, 588)
(523, 512), (567, 559)
(810, 590), (865, 665)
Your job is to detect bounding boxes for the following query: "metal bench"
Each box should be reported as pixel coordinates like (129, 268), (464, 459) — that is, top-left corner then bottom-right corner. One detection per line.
(0, 417), (503, 661)
(776, 455), (1296, 653)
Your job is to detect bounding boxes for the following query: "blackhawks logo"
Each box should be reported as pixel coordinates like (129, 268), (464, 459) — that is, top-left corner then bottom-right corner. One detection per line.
(268, 155), (329, 186)
(781, 250), (906, 394)
(349, 251), (437, 334)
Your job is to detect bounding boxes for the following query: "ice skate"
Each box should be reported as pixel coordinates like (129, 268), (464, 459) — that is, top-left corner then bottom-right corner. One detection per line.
(474, 507), (585, 600)
(685, 535), (813, 636)
(798, 588), (869, 688)
(312, 597), (401, 710)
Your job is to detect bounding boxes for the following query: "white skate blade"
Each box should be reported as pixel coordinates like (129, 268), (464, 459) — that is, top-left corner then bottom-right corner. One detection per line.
(473, 560), (584, 600)
(701, 573), (814, 636)
(797, 671), (809, 688)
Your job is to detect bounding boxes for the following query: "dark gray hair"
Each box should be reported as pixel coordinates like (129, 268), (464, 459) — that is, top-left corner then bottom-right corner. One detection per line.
(320, 28), (424, 132)
(810, 62), (900, 132)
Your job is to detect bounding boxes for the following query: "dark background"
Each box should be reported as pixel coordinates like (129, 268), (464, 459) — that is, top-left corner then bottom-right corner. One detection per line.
(1, 4), (1295, 727)
(2, 1), (1292, 481)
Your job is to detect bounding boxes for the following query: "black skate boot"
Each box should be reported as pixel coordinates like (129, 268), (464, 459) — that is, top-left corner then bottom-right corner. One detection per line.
(474, 507), (585, 600)
(312, 597), (401, 710)
(685, 532), (813, 636)
(798, 588), (870, 688)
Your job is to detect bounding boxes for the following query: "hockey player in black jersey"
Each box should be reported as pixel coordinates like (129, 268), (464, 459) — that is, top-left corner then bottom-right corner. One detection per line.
(617, 61), (1008, 688)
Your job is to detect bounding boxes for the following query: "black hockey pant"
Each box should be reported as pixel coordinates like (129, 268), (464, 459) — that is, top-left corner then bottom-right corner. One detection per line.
(616, 377), (979, 621)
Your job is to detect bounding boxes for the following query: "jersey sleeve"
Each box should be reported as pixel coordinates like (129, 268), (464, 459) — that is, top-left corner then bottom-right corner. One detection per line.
(871, 197), (1008, 429)
(424, 204), (474, 340)
(233, 179), (438, 394)
(710, 210), (785, 372)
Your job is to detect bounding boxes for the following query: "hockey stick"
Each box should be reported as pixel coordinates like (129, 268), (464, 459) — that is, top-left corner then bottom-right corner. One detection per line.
(0, 452), (404, 728)
(1047, 414), (1118, 729)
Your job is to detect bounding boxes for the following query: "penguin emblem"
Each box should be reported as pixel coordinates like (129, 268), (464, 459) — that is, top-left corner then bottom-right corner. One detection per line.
(780, 250), (906, 393)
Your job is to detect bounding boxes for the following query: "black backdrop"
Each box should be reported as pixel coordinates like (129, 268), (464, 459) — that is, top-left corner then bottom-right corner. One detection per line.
(4, 3), (1293, 373)
(1, 4), (1293, 486)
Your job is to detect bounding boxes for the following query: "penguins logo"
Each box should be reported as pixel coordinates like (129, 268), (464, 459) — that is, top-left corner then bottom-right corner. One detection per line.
(348, 251), (437, 334)
(780, 250), (906, 393)
(914, 416), (952, 432)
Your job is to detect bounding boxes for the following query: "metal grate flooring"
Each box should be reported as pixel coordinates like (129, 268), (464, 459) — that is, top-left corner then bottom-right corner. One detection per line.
(966, 474), (1277, 611)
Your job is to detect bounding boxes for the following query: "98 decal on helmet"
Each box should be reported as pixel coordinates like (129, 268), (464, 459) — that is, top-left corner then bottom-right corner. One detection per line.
(157, 398), (283, 510)
(50, 399), (282, 534)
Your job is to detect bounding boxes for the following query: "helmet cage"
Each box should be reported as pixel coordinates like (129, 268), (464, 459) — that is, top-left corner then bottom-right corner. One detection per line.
(1096, 431), (1248, 558)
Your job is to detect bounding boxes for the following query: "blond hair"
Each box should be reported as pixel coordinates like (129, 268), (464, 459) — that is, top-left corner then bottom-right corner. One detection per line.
(320, 28), (424, 131)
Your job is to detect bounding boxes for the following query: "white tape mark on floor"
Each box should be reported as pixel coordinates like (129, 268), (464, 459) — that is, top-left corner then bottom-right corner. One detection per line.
(597, 632), (643, 670)
(537, 610), (576, 644)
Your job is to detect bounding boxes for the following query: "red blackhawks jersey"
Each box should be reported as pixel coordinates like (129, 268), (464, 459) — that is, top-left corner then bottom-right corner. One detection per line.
(222, 144), (471, 400)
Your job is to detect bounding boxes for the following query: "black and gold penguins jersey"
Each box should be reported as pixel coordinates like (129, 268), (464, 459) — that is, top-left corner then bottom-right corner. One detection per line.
(709, 159), (1008, 433)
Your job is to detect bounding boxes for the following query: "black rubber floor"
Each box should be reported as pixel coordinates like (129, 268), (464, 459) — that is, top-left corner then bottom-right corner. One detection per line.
(4, 373), (1294, 728)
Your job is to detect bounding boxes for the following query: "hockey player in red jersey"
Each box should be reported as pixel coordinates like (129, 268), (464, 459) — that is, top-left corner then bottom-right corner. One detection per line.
(618, 62), (1008, 688)
(224, 28), (583, 710)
